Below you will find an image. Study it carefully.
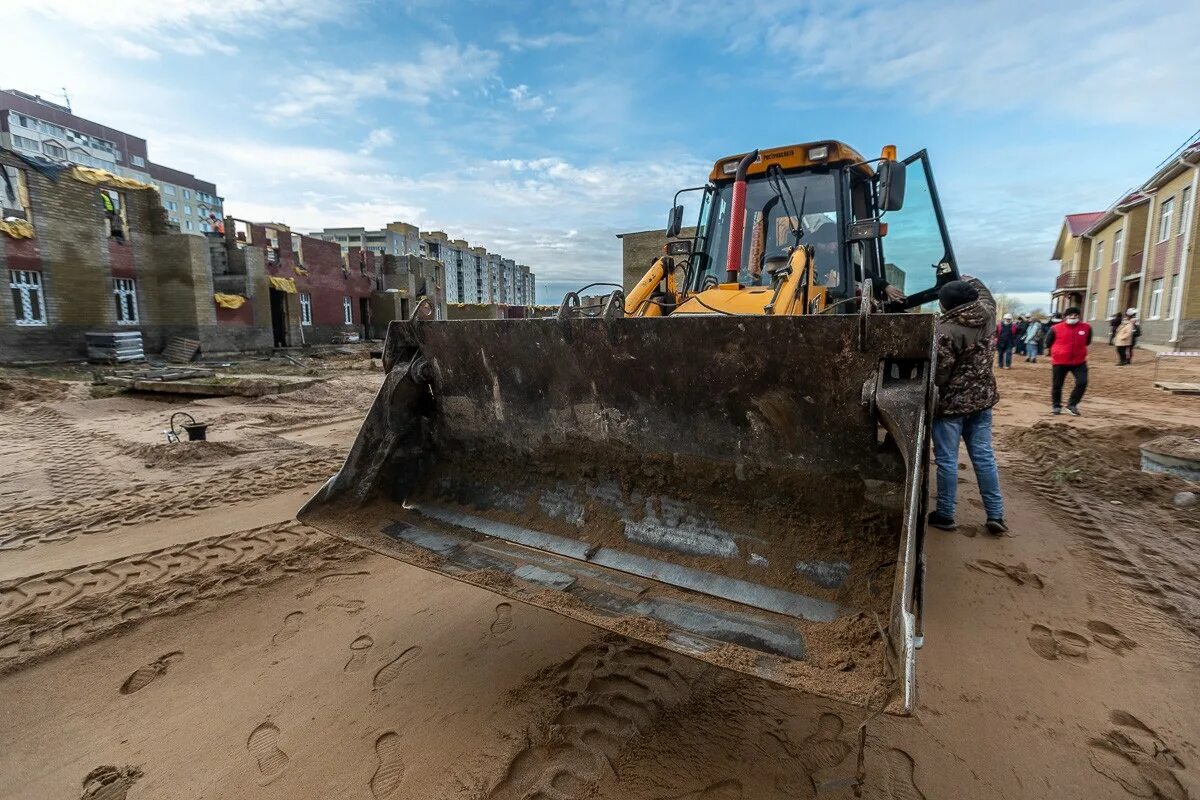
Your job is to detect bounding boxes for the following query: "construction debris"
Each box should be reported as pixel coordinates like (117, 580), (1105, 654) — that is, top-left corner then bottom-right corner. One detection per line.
(163, 337), (202, 364)
(85, 331), (144, 364)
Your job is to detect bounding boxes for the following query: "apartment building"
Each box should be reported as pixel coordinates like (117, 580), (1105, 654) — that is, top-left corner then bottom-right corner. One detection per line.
(0, 89), (221, 236)
(1050, 137), (1200, 348)
(310, 221), (423, 258)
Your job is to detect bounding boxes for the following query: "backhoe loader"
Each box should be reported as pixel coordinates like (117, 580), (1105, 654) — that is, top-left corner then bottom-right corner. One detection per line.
(299, 141), (960, 714)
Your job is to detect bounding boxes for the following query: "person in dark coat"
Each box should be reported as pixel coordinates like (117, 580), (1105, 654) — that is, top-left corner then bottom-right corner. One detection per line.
(995, 313), (1018, 369)
(929, 276), (1007, 535)
(1014, 315), (1028, 357)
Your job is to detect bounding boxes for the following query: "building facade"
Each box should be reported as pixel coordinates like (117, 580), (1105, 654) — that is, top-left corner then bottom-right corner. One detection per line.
(1050, 138), (1200, 348)
(0, 147), (445, 362)
(0, 89), (222, 236)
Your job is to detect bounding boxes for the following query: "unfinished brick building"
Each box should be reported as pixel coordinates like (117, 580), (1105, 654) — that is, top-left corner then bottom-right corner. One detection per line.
(0, 147), (447, 363)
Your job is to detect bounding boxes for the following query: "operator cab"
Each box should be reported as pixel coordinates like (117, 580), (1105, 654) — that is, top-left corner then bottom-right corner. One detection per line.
(669, 141), (960, 311)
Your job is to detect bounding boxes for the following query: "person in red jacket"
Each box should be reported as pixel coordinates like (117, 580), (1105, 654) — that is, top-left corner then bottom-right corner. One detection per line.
(1043, 306), (1092, 416)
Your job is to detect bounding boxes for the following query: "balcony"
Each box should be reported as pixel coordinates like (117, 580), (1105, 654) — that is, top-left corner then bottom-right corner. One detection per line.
(1054, 270), (1088, 291)
(1123, 251), (1143, 279)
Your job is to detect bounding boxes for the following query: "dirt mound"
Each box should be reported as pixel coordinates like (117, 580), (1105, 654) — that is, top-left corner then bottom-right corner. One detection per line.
(1141, 433), (1200, 461)
(0, 376), (70, 409)
(124, 440), (246, 468)
(1004, 422), (1200, 504)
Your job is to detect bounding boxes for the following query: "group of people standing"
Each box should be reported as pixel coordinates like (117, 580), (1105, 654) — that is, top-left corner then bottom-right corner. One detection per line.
(994, 313), (1047, 366)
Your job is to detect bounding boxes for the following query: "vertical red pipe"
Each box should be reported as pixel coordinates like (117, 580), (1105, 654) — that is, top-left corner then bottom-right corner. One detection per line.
(725, 149), (759, 284)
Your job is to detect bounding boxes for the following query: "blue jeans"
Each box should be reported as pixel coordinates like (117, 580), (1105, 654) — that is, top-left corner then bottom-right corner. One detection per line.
(932, 408), (1004, 520)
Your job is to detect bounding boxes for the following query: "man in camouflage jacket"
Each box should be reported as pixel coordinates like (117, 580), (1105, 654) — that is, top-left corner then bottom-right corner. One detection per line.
(929, 275), (1007, 535)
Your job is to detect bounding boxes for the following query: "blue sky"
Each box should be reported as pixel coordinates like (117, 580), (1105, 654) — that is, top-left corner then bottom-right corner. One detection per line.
(8, 0), (1200, 307)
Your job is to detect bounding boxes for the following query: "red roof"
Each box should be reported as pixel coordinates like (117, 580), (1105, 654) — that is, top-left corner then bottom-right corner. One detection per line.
(1066, 212), (1104, 236)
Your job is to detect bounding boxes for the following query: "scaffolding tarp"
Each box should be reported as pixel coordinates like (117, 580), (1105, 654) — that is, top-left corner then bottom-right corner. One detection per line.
(268, 276), (297, 294)
(0, 219), (34, 239)
(214, 293), (247, 309)
(69, 166), (153, 191)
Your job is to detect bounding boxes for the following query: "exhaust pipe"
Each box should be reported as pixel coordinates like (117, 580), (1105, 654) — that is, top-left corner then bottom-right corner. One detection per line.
(725, 149), (759, 284)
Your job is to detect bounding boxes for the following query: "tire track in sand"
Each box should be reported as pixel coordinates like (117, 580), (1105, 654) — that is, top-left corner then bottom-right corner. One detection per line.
(0, 456), (341, 552)
(0, 522), (362, 671)
(488, 640), (698, 800)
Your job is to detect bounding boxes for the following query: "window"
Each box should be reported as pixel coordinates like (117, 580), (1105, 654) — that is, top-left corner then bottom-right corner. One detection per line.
(1, 165), (30, 221)
(342, 296), (353, 324)
(163, 185), (175, 196)
(184, 205), (191, 215)
(1088, 292), (1098, 319)
(185, 220), (193, 231)
(113, 278), (138, 324)
(300, 292), (313, 325)
(183, 189), (191, 200)
(1180, 187), (1193, 238)
(10, 270), (47, 326)
(1158, 197), (1174, 242)
(1149, 278), (1164, 319)
(1105, 290), (1116, 317)
(130, 155), (145, 168)
(42, 141), (66, 160)
(1166, 277), (1177, 319)
(166, 201), (177, 211)
(201, 222), (210, 233)
(1092, 240), (1104, 270)
(1112, 229), (1122, 263)
(12, 134), (39, 151)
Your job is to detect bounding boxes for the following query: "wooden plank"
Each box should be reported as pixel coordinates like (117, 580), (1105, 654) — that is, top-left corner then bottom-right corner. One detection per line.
(1154, 381), (1200, 395)
(163, 337), (201, 364)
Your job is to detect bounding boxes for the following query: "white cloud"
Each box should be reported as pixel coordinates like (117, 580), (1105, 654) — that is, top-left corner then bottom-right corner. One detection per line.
(497, 29), (587, 51)
(359, 128), (396, 155)
(273, 44), (501, 118)
(111, 37), (160, 60)
(24, 0), (349, 55)
(507, 85), (556, 119)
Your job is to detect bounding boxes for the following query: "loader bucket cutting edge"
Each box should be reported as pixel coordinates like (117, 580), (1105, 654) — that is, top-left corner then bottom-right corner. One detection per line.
(299, 313), (935, 714)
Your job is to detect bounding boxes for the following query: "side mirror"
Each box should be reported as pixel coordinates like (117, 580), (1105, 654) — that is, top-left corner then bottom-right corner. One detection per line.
(666, 205), (685, 238)
(877, 160), (906, 211)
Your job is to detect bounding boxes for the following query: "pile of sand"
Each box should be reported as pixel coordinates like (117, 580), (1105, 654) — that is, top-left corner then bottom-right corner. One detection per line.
(1141, 433), (1200, 461)
(124, 440), (247, 468)
(0, 377), (70, 409)
(1004, 422), (1200, 505)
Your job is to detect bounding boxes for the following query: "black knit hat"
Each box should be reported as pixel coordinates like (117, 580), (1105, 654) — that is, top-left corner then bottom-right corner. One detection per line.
(939, 280), (978, 311)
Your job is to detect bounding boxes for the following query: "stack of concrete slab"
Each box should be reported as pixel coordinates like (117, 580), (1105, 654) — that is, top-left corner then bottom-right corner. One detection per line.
(85, 331), (144, 363)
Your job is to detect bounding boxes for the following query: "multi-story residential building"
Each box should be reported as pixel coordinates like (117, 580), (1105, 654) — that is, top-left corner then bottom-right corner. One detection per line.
(310, 221), (423, 258)
(318, 222), (537, 308)
(0, 89), (221, 236)
(148, 163), (222, 234)
(1050, 137), (1200, 348)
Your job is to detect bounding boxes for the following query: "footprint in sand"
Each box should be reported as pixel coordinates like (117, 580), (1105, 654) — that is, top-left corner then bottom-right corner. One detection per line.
(271, 611), (304, 645)
(317, 595), (366, 614)
(80, 765), (142, 800)
(373, 646), (423, 690)
(656, 780), (743, 799)
(369, 731), (406, 798)
(296, 571), (371, 598)
(795, 713), (853, 774)
(1087, 621), (1137, 655)
(247, 721), (290, 779)
(1088, 710), (1186, 800)
(1028, 624), (1090, 662)
(966, 560), (1044, 589)
(345, 635), (375, 672)
(120, 651), (183, 695)
(886, 749), (926, 800)
(490, 603), (513, 637)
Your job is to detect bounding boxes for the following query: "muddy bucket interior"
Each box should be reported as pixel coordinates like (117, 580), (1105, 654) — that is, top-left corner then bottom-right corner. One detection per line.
(300, 313), (934, 712)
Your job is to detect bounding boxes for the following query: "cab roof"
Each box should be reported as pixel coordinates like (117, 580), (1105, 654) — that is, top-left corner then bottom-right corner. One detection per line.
(709, 140), (873, 182)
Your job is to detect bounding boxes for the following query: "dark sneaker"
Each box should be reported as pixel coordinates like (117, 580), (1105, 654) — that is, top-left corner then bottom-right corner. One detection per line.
(927, 512), (957, 531)
(985, 518), (1009, 535)
(1067, 405), (1081, 416)
(1052, 406), (1062, 415)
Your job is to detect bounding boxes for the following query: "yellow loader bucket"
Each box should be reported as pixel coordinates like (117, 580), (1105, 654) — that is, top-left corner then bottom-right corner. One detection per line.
(300, 312), (935, 713)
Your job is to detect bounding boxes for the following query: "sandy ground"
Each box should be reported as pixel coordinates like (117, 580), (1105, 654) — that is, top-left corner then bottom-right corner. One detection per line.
(1, 348), (1198, 800)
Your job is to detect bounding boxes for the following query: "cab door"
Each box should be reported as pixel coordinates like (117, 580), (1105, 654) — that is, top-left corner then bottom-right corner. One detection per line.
(881, 150), (960, 310)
